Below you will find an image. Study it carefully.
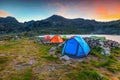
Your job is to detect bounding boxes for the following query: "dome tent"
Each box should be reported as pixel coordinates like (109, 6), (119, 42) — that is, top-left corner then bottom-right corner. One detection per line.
(50, 35), (64, 43)
(62, 36), (90, 57)
(44, 35), (51, 40)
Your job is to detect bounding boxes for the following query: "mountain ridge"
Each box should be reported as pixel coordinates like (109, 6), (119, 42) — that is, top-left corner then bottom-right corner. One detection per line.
(0, 15), (120, 35)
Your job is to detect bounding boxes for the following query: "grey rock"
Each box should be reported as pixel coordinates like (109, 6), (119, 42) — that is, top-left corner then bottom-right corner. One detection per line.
(0, 53), (7, 56)
(60, 55), (71, 61)
(101, 47), (110, 55)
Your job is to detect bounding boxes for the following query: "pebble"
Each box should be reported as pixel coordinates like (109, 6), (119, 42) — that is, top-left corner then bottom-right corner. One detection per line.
(60, 55), (71, 61)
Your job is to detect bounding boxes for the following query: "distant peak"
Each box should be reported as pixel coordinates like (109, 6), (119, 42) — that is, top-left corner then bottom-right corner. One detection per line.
(45, 15), (66, 21)
(51, 14), (62, 17)
(0, 16), (19, 22)
(49, 14), (65, 18)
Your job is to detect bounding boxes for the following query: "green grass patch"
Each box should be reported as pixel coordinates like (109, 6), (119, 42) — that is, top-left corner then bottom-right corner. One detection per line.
(0, 56), (10, 71)
(90, 47), (104, 58)
(90, 36), (106, 41)
(0, 40), (19, 50)
(91, 58), (116, 68)
(67, 70), (109, 80)
(106, 63), (120, 73)
(111, 47), (120, 56)
(38, 44), (53, 56)
(10, 69), (32, 80)
(42, 55), (59, 61)
(0, 56), (9, 64)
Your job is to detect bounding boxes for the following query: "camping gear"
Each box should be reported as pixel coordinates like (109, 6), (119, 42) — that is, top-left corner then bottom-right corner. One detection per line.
(62, 36), (90, 57)
(90, 36), (106, 41)
(50, 35), (64, 43)
(62, 35), (67, 39)
(44, 35), (51, 40)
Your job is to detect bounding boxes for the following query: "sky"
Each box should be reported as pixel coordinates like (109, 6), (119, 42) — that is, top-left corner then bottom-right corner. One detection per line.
(0, 0), (120, 22)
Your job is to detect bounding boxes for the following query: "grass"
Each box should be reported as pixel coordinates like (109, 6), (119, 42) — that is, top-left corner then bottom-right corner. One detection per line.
(90, 36), (106, 41)
(0, 56), (9, 64)
(0, 40), (19, 51)
(10, 68), (32, 80)
(67, 70), (109, 80)
(90, 46), (104, 58)
(42, 55), (59, 61)
(0, 56), (12, 71)
(0, 38), (120, 80)
(91, 58), (116, 67)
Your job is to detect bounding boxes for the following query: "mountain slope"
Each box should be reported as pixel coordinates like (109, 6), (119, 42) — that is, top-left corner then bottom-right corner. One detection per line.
(0, 16), (24, 34)
(25, 15), (120, 34)
(0, 15), (120, 35)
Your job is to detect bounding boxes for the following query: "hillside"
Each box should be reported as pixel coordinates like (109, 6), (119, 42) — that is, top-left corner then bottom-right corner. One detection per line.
(0, 15), (120, 35)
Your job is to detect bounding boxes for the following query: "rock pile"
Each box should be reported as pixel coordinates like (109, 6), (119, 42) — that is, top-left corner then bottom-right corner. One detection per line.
(84, 37), (120, 55)
(84, 37), (120, 48)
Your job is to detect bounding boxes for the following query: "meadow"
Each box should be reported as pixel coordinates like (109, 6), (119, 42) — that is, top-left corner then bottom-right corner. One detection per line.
(0, 38), (120, 80)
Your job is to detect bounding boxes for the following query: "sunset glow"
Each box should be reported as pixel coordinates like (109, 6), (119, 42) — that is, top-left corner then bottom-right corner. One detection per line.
(0, 0), (120, 22)
(0, 10), (11, 17)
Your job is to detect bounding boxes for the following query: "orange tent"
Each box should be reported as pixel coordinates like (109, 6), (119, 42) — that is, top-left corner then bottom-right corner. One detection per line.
(44, 35), (51, 40)
(50, 35), (64, 43)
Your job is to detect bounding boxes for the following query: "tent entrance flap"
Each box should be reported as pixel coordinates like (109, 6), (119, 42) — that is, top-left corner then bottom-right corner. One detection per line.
(65, 39), (78, 55)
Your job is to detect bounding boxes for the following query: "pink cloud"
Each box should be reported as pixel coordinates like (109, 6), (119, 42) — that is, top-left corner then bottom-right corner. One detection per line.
(48, 0), (120, 21)
(0, 10), (11, 17)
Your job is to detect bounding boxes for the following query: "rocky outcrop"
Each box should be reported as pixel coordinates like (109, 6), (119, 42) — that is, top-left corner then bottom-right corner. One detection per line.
(84, 37), (120, 55)
(84, 37), (120, 48)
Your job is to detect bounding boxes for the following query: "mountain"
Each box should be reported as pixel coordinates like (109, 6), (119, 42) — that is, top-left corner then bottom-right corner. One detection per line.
(0, 15), (120, 35)
(0, 16), (25, 34)
(24, 15), (120, 34)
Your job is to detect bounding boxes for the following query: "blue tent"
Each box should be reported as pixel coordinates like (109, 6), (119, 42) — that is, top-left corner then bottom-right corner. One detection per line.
(62, 36), (90, 57)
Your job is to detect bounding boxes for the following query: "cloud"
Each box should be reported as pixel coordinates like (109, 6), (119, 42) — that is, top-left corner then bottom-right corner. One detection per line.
(0, 10), (11, 17)
(52, 2), (69, 16)
(95, 6), (120, 21)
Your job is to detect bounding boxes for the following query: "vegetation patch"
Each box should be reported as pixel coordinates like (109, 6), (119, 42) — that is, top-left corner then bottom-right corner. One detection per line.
(10, 69), (32, 80)
(91, 57), (116, 67)
(0, 56), (10, 71)
(90, 46), (104, 58)
(0, 56), (9, 64)
(42, 55), (59, 61)
(67, 70), (109, 80)
(0, 40), (19, 50)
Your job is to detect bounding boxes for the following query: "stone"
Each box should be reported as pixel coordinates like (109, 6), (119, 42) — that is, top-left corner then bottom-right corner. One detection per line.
(50, 47), (57, 51)
(0, 53), (7, 56)
(48, 66), (55, 72)
(101, 47), (110, 55)
(60, 55), (71, 61)
(28, 59), (36, 65)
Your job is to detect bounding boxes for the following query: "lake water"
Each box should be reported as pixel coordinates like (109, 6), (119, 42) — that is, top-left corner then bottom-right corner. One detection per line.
(38, 34), (120, 43)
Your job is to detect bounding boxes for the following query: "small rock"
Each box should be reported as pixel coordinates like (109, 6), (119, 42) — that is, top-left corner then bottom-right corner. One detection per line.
(48, 66), (55, 72)
(49, 51), (55, 55)
(28, 59), (36, 64)
(50, 47), (57, 51)
(101, 47), (110, 55)
(0, 53), (7, 56)
(60, 55), (71, 61)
